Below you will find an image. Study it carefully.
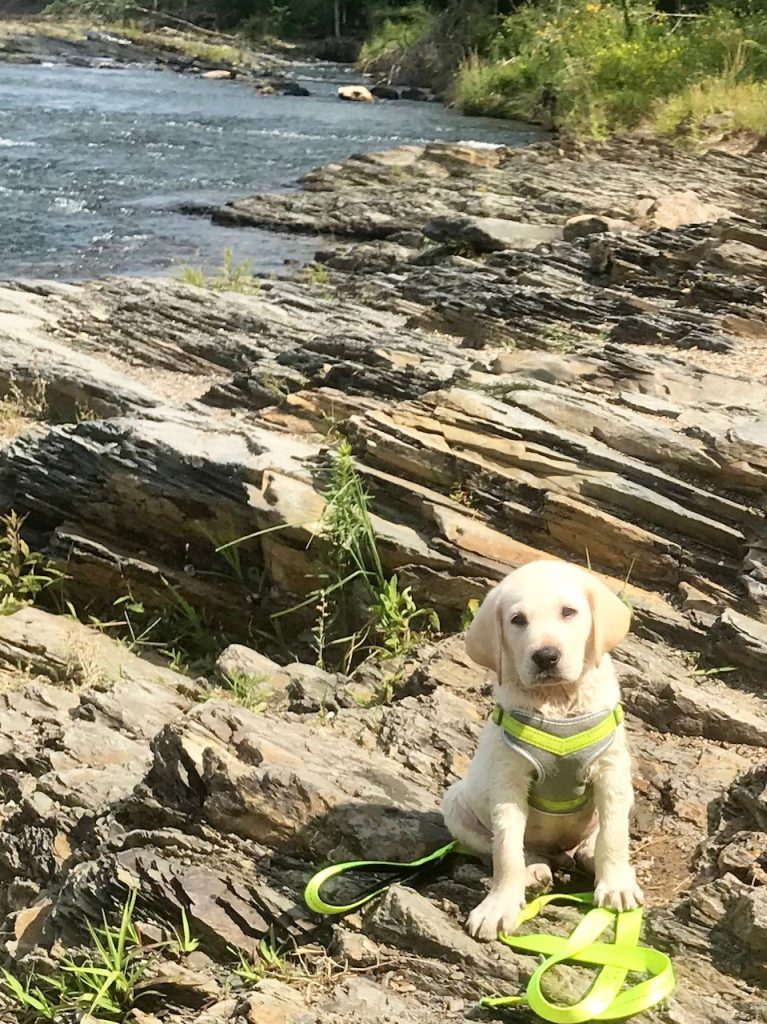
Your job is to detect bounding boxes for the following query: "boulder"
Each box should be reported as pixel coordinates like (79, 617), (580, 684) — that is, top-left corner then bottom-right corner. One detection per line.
(201, 69), (234, 80)
(371, 84), (399, 100)
(338, 85), (375, 103)
(400, 87), (428, 101)
(634, 189), (732, 229)
(563, 213), (635, 240)
(256, 77), (310, 97)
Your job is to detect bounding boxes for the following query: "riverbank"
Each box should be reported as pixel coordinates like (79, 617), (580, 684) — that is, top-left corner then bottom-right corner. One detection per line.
(0, 138), (766, 1022)
(359, 1), (767, 144)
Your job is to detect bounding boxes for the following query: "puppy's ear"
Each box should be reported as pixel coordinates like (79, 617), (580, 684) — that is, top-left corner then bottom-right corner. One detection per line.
(583, 573), (632, 666)
(465, 583), (506, 676)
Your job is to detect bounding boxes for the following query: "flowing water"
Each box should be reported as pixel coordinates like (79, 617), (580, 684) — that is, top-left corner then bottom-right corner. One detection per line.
(0, 60), (541, 280)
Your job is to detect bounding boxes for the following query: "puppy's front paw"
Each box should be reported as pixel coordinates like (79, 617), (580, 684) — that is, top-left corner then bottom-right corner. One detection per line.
(525, 861), (553, 893)
(466, 887), (526, 942)
(595, 867), (644, 912)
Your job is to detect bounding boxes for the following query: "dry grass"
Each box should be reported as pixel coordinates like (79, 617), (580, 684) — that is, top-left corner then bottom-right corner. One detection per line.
(110, 24), (253, 68)
(0, 375), (47, 445)
(0, 17), (85, 42)
(0, 664), (43, 693)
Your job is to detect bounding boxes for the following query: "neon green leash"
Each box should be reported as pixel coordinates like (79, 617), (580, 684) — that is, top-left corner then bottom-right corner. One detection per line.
(304, 839), (460, 915)
(485, 891), (675, 1022)
(304, 842), (675, 1021)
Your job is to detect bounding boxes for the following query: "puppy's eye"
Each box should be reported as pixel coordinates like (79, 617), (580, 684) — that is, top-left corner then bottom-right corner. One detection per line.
(561, 606), (578, 620)
(510, 612), (528, 627)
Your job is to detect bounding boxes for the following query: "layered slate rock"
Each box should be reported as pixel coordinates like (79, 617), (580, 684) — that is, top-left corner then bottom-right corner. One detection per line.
(0, 138), (766, 1023)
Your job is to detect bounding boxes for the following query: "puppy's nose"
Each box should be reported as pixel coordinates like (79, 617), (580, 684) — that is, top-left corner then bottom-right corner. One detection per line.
(532, 646), (561, 670)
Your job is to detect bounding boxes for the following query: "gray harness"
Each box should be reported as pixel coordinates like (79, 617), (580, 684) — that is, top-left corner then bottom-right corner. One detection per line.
(492, 705), (624, 815)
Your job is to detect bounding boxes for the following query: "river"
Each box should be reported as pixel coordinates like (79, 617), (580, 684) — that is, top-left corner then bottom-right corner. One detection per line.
(0, 60), (540, 280)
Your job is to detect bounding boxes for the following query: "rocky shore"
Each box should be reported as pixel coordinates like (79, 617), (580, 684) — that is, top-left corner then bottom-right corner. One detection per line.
(0, 19), (299, 85)
(0, 137), (766, 1024)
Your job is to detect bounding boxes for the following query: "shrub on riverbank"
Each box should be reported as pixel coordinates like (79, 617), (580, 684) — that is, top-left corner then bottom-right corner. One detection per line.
(358, 1), (495, 89)
(452, 1), (767, 138)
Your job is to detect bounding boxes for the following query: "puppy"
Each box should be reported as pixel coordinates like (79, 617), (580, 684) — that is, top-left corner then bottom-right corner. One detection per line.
(443, 559), (641, 941)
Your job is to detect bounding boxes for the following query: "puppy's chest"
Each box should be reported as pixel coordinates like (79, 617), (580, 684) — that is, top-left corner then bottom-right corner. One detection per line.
(493, 704), (623, 816)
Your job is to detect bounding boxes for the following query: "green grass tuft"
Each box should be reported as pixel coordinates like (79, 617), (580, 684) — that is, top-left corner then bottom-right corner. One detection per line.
(179, 248), (261, 295)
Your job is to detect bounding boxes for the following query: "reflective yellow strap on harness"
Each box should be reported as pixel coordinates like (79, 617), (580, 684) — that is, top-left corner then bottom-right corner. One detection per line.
(304, 850), (675, 1022)
(484, 892), (675, 1023)
(492, 705), (625, 757)
(529, 792), (591, 813)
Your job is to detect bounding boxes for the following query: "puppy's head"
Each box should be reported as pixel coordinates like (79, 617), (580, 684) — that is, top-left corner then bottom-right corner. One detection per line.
(465, 560), (631, 690)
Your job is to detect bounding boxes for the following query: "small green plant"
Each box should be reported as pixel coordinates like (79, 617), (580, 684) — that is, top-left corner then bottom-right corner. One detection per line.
(0, 511), (65, 615)
(692, 664), (738, 679)
(461, 597), (480, 631)
(179, 264), (207, 288)
(214, 442), (439, 673)
(371, 574), (439, 657)
(95, 583), (217, 673)
(0, 972), (57, 1020)
(303, 262), (332, 292)
(233, 936), (304, 986)
(169, 909), (200, 957)
(449, 482), (475, 508)
(62, 889), (149, 1019)
(163, 580), (217, 661)
(180, 248), (260, 295)
(0, 888), (153, 1022)
(683, 650), (738, 679)
(311, 588), (330, 669)
(221, 669), (271, 711)
(539, 324), (577, 353)
(617, 557), (635, 612)
(112, 592), (164, 653)
(0, 375), (47, 417)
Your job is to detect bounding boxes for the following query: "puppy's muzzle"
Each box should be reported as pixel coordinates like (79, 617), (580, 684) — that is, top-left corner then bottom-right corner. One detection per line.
(531, 645), (562, 680)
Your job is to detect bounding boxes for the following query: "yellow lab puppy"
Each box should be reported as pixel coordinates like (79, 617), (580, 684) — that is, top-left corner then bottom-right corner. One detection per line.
(443, 559), (641, 941)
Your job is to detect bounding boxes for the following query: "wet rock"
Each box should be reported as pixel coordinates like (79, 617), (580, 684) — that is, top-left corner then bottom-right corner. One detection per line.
(401, 87), (428, 101)
(371, 85), (399, 100)
(338, 85), (375, 103)
(256, 77), (310, 96)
